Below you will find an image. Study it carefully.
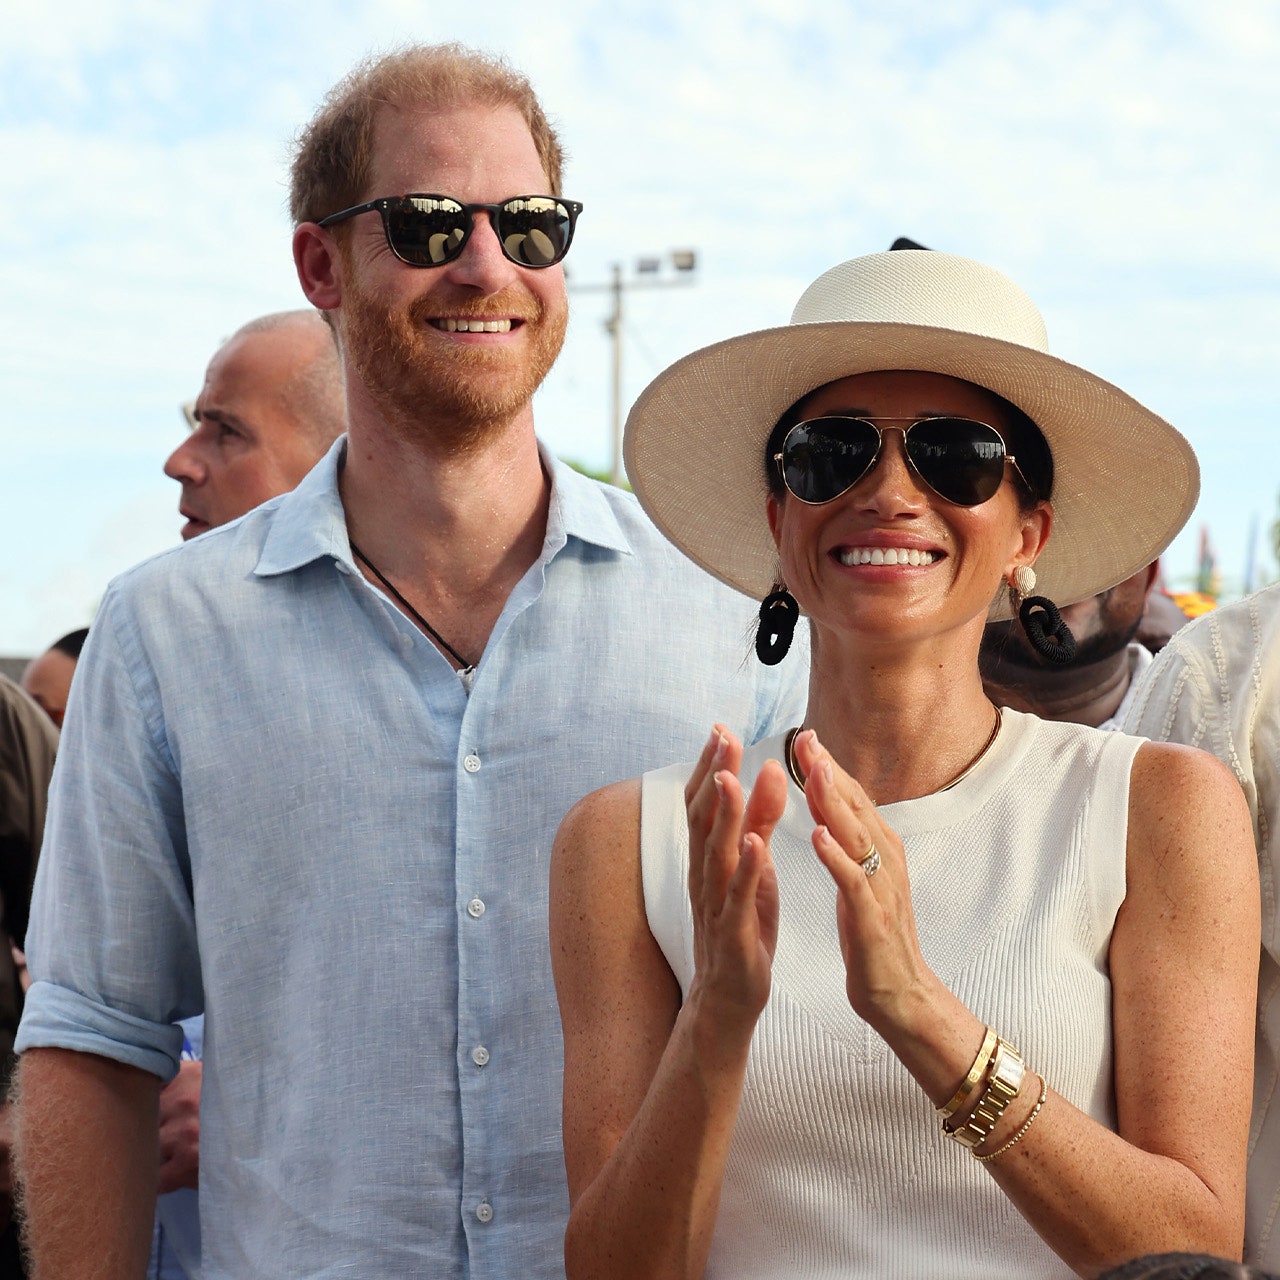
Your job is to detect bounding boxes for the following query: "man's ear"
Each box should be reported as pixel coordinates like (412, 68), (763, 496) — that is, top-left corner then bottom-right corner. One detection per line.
(1141, 559), (1160, 600)
(293, 224), (343, 312)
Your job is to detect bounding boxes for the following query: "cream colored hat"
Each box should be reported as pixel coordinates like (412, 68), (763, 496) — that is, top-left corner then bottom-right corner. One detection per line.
(624, 251), (1199, 619)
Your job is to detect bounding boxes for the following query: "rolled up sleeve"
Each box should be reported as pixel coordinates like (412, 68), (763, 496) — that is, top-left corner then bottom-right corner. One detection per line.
(17, 580), (202, 1082)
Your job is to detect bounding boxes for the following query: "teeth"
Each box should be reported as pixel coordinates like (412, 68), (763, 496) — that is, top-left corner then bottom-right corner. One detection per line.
(435, 318), (513, 333)
(837, 547), (937, 567)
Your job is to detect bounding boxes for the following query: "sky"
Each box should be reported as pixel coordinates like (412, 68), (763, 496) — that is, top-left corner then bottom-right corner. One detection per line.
(2, 0), (1278, 654)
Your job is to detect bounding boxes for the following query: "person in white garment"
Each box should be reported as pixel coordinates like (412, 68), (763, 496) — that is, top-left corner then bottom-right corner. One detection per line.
(550, 250), (1261, 1279)
(1126, 581), (1280, 1272)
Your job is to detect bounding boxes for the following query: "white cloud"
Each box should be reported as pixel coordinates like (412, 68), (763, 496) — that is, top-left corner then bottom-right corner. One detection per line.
(2, 0), (1279, 650)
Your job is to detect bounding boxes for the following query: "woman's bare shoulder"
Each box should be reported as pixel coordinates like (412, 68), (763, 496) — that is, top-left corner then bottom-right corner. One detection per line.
(555, 779), (643, 864)
(1125, 739), (1257, 902)
(1128, 739), (1246, 818)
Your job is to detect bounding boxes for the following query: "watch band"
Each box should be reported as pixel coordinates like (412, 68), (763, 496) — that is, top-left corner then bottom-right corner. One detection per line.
(943, 1039), (1026, 1150)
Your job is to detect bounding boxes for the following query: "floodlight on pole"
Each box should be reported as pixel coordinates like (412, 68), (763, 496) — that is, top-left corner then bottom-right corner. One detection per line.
(569, 250), (699, 486)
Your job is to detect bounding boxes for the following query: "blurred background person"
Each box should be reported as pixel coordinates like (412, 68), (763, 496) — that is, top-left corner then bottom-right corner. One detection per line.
(165, 309), (344, 540)
(981, 562), (1162, 730)
(20, 628), (88, 730)
(0, 676), (57, 1278)
(1097, 1252), (1280, 1280)
(150, 308), (347, 1280)
(1126, 580), (1280, 1271)
(1135, 583), (1194, 653)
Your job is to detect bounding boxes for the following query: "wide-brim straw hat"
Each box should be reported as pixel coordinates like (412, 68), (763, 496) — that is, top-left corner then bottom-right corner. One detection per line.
(624, 251), (1199, 620)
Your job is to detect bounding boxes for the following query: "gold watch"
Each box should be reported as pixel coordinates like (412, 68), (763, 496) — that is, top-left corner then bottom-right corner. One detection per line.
(943, 1039), (1025, 1150)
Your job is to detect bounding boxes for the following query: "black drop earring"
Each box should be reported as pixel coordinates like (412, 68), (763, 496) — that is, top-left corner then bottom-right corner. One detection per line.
(755, 585), (799, 665)
(1018, 595), (1077, 665)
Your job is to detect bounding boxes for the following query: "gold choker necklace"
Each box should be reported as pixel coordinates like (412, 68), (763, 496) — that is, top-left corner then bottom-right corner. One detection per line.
(784, 706), (1003, 795)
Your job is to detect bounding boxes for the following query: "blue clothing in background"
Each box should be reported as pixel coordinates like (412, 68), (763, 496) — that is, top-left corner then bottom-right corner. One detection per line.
(149, 1015), (203, 1280)
(18, 441), (807, 1280)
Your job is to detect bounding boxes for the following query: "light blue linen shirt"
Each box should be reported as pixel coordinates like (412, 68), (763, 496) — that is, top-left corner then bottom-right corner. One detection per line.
(19, 440), (807, 1280)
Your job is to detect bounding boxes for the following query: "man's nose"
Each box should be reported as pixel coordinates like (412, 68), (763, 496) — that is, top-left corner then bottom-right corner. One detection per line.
(442, 210), (522, 292)
(164, 435), (206, 484)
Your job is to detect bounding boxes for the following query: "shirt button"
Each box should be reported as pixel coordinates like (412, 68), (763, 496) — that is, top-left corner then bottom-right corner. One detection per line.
(466, 897), (485, 919)
(471, 1045), (490, 1067)
(397, 633), (414, 655)
(463, 754), (482, 773)
(476, 1202), (494, 1224)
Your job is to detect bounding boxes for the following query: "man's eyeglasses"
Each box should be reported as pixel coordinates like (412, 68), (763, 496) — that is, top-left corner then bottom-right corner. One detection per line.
(317, 194), (583, 269)
(774, 416), (1029, 508)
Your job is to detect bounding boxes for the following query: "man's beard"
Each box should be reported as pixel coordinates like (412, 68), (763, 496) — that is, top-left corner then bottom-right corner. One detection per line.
(981, 602), (1144, 674)
(340, 271), (567, 452)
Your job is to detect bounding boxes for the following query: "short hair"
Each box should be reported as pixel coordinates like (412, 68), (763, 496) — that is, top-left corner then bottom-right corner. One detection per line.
(289, 43), (565, 228)
(228, 311), (345, 451)
(1094, 1253), (1269, 1280)
(50, 628), (89, 660)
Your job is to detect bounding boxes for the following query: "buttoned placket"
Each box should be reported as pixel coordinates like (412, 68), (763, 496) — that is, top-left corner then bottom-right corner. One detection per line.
(450, 553), (558, 1263)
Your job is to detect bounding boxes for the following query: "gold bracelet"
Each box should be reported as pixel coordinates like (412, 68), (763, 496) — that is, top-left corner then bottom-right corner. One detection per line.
(975, 1072), (1047, 1163)
(936, 1025), (998, 1121)
(943, 1039), (1025, 1149)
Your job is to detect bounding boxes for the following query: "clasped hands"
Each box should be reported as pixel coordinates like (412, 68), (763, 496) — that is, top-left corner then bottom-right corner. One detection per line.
(684, 725), (930, 1038)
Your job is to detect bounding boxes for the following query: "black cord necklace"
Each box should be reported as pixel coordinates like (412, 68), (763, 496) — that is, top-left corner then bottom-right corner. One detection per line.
(348, 540), (476, 682)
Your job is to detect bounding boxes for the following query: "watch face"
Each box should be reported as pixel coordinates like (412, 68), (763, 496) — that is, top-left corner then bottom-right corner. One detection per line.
(946, 1039), (1025, 1148)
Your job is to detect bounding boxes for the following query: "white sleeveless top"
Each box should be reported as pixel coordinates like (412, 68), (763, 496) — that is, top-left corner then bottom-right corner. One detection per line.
(641, 708), (1144, 1279)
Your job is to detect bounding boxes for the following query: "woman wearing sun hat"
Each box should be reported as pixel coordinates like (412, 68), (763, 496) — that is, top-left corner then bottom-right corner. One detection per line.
(549, 251), (1260, 1279)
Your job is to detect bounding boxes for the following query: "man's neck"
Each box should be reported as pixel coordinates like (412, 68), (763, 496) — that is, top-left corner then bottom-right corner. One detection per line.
(983, 646), (1138, 728)
(339, 408), (552, 667)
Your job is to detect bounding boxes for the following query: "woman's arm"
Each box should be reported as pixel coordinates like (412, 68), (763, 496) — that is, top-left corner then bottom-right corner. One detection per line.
(797, 730), (1259, 1276)
(550, 728), (787, 1280)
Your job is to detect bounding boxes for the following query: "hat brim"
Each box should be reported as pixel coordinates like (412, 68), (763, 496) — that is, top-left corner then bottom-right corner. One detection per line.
(624, 320), (1198, 621)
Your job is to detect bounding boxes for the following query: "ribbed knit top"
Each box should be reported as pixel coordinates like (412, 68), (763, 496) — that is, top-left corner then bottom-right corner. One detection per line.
(641, 708), (1144, 1279)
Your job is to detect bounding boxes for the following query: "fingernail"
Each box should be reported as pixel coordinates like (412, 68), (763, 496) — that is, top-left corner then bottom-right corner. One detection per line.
(713, 733), (728, 763)
(705, 727), (719, 753)
(740, 834), (752, 856)
(714, 773), (726, 800)
(822, 761), (834, 785)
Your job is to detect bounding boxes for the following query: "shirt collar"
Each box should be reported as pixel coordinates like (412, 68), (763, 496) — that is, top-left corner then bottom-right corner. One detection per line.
(254, 438), (354, 578)
(541, 445), (634, 558)
(253, 437), (635, 580)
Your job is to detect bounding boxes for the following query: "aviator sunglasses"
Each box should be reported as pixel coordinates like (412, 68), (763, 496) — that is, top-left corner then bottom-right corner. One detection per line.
(317, 193), (583, 269)
(775, 416), (1029, 508)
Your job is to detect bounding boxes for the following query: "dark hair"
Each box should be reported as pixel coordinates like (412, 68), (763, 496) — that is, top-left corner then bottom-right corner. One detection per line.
(1095, 1252), (1277, 1280)
(763, 374), (1054, 511)
(51, 628), (89, 660)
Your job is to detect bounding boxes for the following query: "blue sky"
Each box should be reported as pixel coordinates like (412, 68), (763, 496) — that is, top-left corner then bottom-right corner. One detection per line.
(2, 0), (1278, 652)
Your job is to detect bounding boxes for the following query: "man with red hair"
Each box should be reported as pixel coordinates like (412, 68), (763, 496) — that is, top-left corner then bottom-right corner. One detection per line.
(14, 44), (803, 1278)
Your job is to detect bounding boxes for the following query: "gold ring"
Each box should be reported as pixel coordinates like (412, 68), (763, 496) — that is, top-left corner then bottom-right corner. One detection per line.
(858, 844), (881, 878)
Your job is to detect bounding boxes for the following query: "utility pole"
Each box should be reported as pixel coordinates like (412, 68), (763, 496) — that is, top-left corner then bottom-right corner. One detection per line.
(570, 250), (698, 486)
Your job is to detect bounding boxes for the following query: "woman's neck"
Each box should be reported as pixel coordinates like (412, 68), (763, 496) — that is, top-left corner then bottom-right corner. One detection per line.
(800, 620), (1000, 805)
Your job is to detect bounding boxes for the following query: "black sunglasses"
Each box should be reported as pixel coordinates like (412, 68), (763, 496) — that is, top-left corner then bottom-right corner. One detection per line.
(774, 416), (1028, 508)
(316, 193), (583, 269)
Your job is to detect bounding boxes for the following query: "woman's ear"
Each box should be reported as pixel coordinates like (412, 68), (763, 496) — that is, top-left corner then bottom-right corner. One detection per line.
(766, 493), (783, 550)
(1009, 499), (1052, 578)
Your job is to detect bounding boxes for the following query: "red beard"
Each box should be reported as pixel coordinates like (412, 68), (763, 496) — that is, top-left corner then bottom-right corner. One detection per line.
(340, 269), (567, 452)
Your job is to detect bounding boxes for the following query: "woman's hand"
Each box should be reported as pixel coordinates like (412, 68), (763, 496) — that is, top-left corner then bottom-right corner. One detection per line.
(683, 726), (789, 1040)
(792, 729), (934, 1032)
